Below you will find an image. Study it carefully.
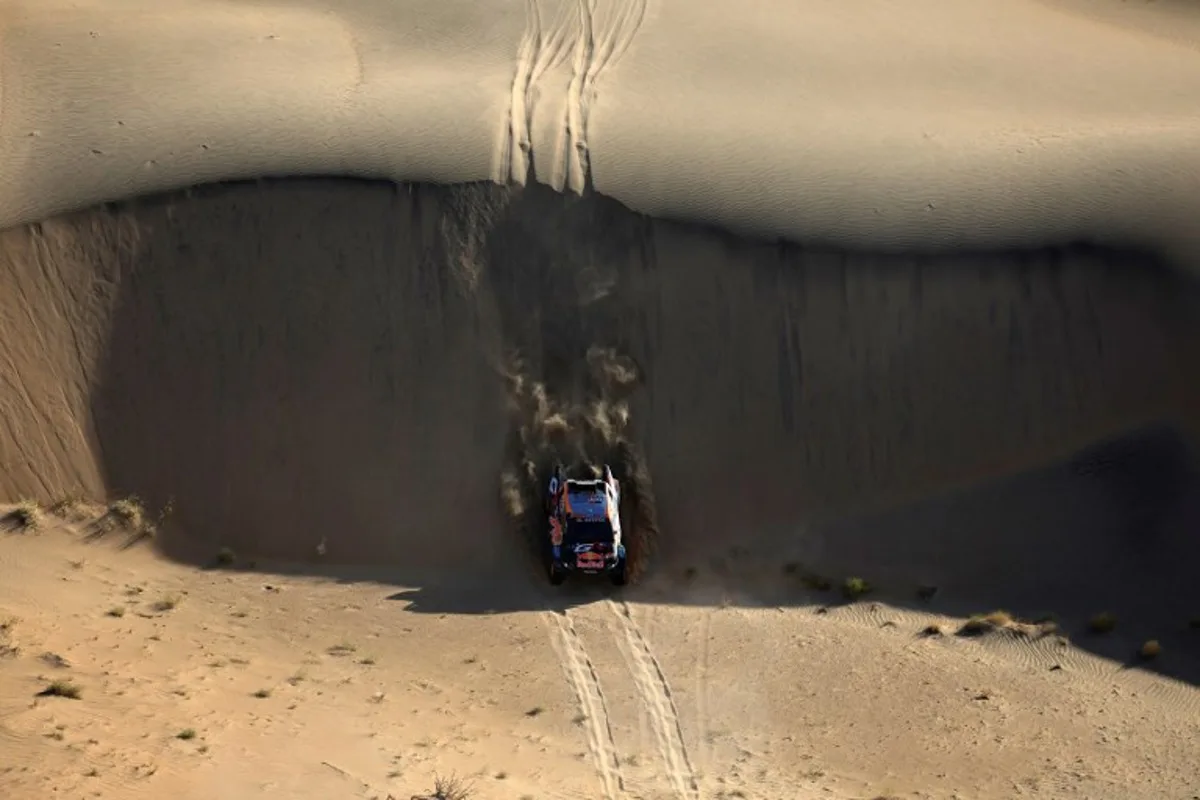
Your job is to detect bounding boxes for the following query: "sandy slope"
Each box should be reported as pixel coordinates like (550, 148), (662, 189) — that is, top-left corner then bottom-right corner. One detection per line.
(4, 178), (1200, 576)
(2, 514), (1198, 800)
(2, 0), (1200, 265)
(2, 173), (1200, 793)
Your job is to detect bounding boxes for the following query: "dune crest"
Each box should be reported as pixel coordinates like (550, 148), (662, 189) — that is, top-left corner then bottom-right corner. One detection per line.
(2, 0), (1200, 266)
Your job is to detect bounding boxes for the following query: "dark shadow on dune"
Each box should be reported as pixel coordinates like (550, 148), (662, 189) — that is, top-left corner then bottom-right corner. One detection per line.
(91, 178), (513, 570)
(350, 421), (1200, 688)
(44, 174), (1199, 688)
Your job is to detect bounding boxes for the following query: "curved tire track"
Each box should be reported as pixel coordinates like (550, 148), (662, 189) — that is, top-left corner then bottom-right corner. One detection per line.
(497, 0), (541, 186)
(498, 0), (647, 191)
(546, 601), (701, 800)
(545, 609), (625, 800)
(607, 599), (701, 800)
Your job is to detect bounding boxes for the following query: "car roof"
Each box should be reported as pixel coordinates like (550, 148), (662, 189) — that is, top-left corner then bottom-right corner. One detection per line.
(563, 482), (612, 521)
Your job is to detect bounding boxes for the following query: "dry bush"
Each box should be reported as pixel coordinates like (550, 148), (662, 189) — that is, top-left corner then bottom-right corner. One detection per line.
(2, 499), (43, 532)
(48, 494), (98, 521)
(958, 610), (1015, 637)
(37, 679), (81, 699)
(411, 773), (473, 800)
(150, 594), (181, 613)
(85, 496), (173, 547)
(108, 497), (144, 528)
(0, 616), (17, 658)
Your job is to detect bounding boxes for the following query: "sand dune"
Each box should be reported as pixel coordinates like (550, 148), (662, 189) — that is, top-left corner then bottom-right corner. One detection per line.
(3, 0), (1200, 263)
(3, 0), (1200, 798)
(4, 178), (1200, 575)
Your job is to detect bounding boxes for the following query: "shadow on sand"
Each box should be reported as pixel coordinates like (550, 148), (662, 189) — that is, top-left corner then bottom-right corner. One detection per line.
(66, 175), (1200, 691)
(147, 422), (1200, 689)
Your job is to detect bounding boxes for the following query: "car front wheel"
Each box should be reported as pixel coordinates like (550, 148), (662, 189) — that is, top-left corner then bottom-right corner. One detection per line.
(609, 558), (627, 587)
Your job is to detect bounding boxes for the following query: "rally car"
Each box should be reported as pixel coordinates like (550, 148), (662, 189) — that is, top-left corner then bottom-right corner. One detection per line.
(544, 462), (628, 586)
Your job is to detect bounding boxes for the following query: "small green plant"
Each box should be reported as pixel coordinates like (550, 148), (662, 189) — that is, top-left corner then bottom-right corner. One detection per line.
(37, 680), (81, 699)
(1139, 639), (1161, 660)
(842, 577), (872, 600)
(919, 623), (943, 637)
(326, 642), (356, 657)
(176, 728), (197, 740)
(1088, 612), (1117, 634)
(106, 606), (125, 618)
(252, 688), (271, 698)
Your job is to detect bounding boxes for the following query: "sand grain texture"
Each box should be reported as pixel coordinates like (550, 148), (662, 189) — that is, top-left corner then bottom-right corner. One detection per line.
(2, 0), (1200, 798)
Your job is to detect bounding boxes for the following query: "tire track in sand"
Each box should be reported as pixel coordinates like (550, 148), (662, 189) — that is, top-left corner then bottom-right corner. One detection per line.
(545, 609), (625, 800)
(607, 599), (701, 800)
(560, 0), (646, 193)
(496, 0), (647, 191)
(694, 607), (712, 768)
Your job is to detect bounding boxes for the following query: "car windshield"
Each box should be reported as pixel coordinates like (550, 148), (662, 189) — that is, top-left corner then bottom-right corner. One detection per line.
(564, 518), (614, 545)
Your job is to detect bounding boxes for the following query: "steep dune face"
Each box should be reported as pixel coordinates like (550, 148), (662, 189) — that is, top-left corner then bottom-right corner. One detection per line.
(2, 178), (1199, 592)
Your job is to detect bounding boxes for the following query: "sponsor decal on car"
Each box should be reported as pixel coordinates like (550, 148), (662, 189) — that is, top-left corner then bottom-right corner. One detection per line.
(576, 552), (605, 570)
